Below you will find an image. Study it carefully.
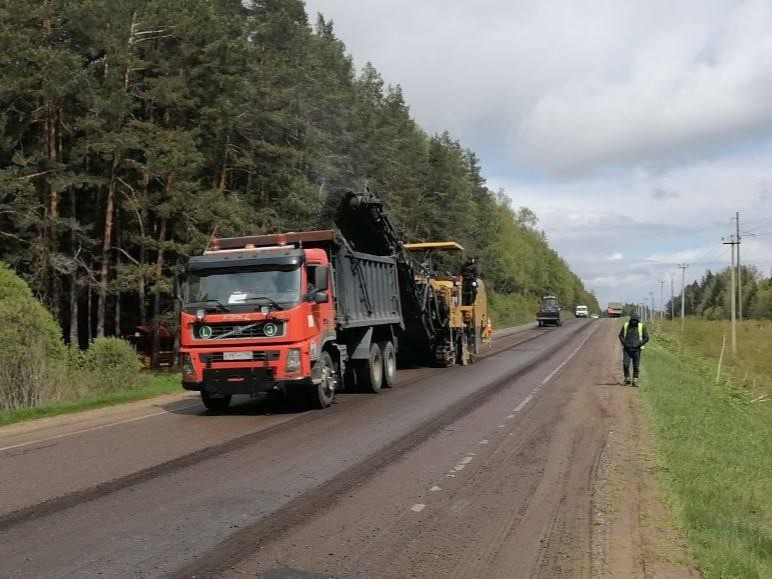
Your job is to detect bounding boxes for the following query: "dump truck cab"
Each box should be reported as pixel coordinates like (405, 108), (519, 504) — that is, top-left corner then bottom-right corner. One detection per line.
(180, 228), (405, 410)
(179, 231), (337, 409)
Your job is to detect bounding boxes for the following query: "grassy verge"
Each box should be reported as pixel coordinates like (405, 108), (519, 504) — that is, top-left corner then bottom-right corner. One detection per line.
(0, 373), (181, 428)
(658, 319), (772, 395)
(489, 290), (540, 328)
(641, 331), (772, 577)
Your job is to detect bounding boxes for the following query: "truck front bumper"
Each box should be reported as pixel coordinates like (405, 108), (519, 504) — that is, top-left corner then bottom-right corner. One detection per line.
(180, 345), (316, 396)
(183, 367), (278, 396)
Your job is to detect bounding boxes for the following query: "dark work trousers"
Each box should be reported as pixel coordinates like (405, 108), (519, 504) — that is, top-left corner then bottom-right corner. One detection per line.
(623, 348), (642, 378)
(462, 279), (477, 306)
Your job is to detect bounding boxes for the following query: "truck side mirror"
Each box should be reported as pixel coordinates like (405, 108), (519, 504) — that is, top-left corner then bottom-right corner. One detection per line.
(314, 266), (329, 291)
(313, 291), (329, 304)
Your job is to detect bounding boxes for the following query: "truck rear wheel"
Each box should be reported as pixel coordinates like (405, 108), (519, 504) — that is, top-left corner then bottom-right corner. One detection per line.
(357, 343), (383, 393)
(201, 391), (232, 412)
(379, 341), (396, 388)
(308, 351), (336, 409)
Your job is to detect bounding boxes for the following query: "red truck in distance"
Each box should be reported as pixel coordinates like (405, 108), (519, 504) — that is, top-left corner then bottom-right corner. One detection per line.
(607, 302), (624, 318)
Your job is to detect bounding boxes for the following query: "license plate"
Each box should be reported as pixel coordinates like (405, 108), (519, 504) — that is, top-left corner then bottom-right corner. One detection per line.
(223, 351), (252, 361)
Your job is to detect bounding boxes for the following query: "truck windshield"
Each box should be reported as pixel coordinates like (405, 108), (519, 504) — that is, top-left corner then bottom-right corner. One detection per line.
(541, 298), (559, 311)
(184, 265), (302, 310)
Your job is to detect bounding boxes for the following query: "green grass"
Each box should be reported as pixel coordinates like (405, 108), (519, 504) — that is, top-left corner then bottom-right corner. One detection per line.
(0, 373), (181, 427)
(641, 332), (772, 577)
(489, 291), (540, 328)
(658, 319), (772, 395)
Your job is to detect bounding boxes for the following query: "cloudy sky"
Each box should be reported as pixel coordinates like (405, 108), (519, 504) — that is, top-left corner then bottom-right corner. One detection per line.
(305, 0), (772, 307)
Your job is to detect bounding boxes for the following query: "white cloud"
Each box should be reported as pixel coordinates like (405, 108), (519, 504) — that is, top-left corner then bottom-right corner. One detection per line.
(514, 1), (772, 173)
(304, 0), (772, 305)
(307, 0), (772, 174)
(607, 253), (624, 261)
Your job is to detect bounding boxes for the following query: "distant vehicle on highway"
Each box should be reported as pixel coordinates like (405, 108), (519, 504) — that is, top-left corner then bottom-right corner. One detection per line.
(590, 313), (599, 319)
(607, 302), (624, 318)
(537, 295), (562, 327)
(575, 305), (589, 318)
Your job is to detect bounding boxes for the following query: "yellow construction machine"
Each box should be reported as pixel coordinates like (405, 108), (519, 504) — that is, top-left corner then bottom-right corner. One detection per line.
(403, 242), (491, 366)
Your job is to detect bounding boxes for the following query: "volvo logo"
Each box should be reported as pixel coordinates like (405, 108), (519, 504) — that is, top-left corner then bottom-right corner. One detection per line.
(263, 322), (279, 337)
(199, 326), (213, 339)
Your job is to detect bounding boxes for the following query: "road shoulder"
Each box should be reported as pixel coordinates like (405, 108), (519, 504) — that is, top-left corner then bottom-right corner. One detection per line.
(591, 336), (697, 577)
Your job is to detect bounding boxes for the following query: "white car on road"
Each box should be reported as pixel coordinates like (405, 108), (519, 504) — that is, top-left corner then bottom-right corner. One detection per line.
(575, 305), (589, 318)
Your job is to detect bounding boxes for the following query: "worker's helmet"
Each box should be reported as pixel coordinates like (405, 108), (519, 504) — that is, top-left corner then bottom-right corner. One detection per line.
(630, 312), (640, 322)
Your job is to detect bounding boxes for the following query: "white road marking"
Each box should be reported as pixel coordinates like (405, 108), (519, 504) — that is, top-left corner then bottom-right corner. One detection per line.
(410, 504), (426, 512)
(512, 325), (598, 416)
(430, 486), (442, 492)
(0, 402), (202, 453)
(479, 439), (489, 445)
(506, 414), (515, 418)
(514, 394), (534, 413)
(453, 464), (466, 471)
(460, 456), (474, 465)
(497, 424), (506, 428)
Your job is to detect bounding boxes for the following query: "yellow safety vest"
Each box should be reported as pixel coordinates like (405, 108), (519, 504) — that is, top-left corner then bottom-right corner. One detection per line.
(623, 321), (644, 339)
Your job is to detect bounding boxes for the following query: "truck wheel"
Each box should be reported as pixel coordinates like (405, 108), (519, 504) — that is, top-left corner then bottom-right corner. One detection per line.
(309, 351), (336, 409)
(379, 341), (396, 388)
(357, 343), (383, 393)
(201, 391), (232, 412)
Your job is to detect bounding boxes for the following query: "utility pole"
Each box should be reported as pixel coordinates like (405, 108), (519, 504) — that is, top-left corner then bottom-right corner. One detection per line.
(735, 211), (742, 322)
(670, 276), (675, 320)
(658, 279), (665, 321)
(678, 264), (688, 330)
(649, 291), (655, 323)
(723, 235), (738, 354)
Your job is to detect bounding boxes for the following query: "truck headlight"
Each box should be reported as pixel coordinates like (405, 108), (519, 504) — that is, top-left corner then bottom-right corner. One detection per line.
(286, 349), (301, 373)
(181, 353), (195, 377)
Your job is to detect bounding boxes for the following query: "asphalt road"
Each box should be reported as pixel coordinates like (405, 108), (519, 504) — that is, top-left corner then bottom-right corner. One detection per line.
(0, 318), (614, 578)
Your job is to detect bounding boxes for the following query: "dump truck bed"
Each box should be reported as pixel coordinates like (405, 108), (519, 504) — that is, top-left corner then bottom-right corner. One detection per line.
(332, 244), (403, 330)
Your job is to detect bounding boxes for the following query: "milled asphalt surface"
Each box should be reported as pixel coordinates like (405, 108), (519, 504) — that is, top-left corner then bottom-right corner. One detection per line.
(0, 319), (605, 577)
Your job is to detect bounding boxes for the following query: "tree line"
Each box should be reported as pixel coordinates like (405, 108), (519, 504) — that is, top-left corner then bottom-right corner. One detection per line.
(0, 0), (599, 365)
(668, 266), (772, 321)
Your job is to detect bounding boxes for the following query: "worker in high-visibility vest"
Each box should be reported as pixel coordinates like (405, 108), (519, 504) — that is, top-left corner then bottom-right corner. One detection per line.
(618, 312), (649, 387)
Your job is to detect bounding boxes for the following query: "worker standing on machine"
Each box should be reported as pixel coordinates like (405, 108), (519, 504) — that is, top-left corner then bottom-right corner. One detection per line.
(461, 257), (480, 306)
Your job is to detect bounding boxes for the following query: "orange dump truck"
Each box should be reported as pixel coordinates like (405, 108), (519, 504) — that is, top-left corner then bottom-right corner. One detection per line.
(179, 230), (403, 410)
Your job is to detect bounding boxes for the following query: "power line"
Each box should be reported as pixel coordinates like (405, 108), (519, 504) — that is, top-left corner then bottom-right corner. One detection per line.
(742, 217), (772, 234)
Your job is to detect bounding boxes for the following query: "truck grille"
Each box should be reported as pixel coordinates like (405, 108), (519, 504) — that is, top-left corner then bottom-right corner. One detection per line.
(200, 351), (280, 364)
(193, 321), (285, 340)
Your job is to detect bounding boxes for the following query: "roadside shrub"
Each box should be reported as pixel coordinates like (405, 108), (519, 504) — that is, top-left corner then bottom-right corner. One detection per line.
(82, 337), (143, 393)
(0, 261), (33, 301)
(488, 290), (540, 328)
(0, 296), (67, 410)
